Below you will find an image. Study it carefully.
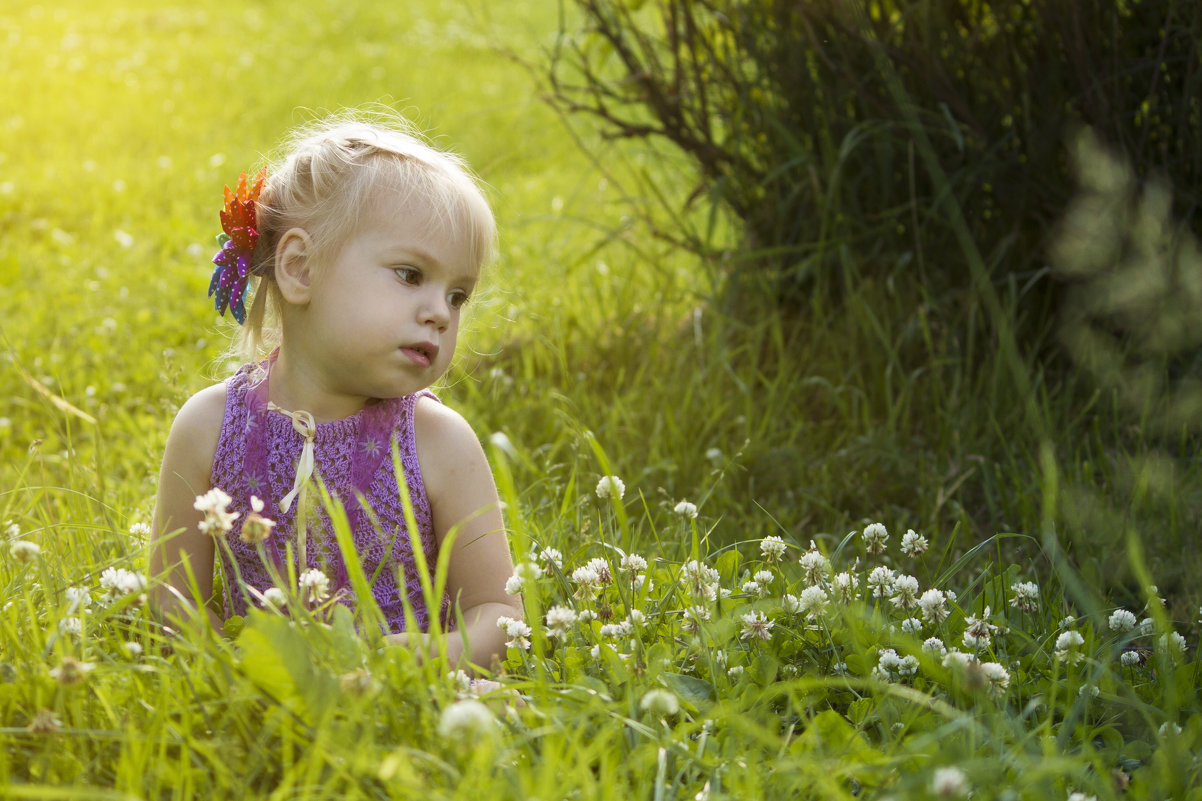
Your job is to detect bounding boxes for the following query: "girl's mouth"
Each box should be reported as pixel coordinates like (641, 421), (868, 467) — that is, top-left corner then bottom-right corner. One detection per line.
(402, 342), (438, 367)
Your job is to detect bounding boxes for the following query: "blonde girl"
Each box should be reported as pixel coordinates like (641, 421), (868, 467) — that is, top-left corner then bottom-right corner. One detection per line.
(150, 111), (518, 669)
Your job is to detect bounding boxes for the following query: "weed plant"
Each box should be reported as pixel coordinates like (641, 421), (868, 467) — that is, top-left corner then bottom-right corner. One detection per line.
(1, 1), (1200, 799)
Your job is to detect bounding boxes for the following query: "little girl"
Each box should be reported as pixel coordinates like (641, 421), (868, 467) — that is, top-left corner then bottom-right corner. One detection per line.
(150, 111), (519, 670)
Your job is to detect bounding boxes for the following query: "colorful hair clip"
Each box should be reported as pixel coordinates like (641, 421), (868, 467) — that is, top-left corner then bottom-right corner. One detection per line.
(209, 167), (267, 324)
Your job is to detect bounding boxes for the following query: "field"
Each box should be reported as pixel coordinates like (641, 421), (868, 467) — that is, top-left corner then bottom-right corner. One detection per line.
(1, 1), (1200, 799)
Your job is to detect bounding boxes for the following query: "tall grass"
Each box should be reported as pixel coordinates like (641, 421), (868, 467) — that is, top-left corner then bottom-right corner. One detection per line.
(1, 1), (1199, 798)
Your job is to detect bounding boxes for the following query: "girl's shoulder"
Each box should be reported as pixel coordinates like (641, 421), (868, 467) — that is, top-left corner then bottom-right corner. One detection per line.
(412, 395), (487, 496)
(163, 382), (228, 486)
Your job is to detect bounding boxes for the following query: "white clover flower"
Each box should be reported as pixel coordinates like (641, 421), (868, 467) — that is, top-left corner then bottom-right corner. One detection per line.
(1158, 722), (1182, 737)
(1139, 617), (1155, 636)
(726, 665), (744, 679)
(979, 661), (1010, 696)
(65, 586), (92, 611)
(795, 585), (829, 621)
(193, 487), (239, 535)
(129, 521), (151, 539)
(931, 766), (969, 798)
(619, 553), (648, 574)
(900, 529), (928, 556)
(515, 561), (543, 583)
(682, 560), (720, 603)
(537, 546), (564, 570)
(1158, 631), (1187, 657)
(873, 649), (902, 682)
(900, 617), (923, 635)
(1120, 651), (1142, 667)
(759, 535), (787, 563)
(1067, 794), (1098, 801)
(545, 605), (577, 639)
(599, 620), (634, 639)
(1079, 683), (1100, 697)
(123, 641), (143, 658)
(741, 580), (767, 598)
(682, 604), (711, 634)
(739, 610), (774, 641)
(10, 540), (41, 563)
(261, 587), (287, 609)
(297, 568), (331, 604)
(99, 567), (148, 598)
(577, 609), (597, 623)
(922, 637), (947, 656)
(862, 522), (889, 555)
(58, 617), (82, 637)
(753, 570), (774, 586)
(798, 544), (830, 585)
(447, 669), (473, 693)
(890, 574), (920, 609)
(830, 572), (859, 604)
(1108, 609), (1137, 633)
(1055, 630), (1086, 664)
(595, 475), (626, 501)
(942, 649), (977, 670)
(898, 654), (919, 677)
(918, 588), (950, 624)
(3, 520), (19, 538)
(962, 607), (998, 651)
(504, 574), (524, 596)
(831, 661), (849, 675)
(584, 557), (612, 585)
(867, 566), (895, 598)
(705, 447), (723, 462)
(438, 699), (496, 740)
(49, 657), (95, 685)
(639, 688), (680, 718)
(1010, 581), (1040, 613)
(673, 500), (698, 520)
(497, 616), (532, 650)
(571, 564), (602, 600)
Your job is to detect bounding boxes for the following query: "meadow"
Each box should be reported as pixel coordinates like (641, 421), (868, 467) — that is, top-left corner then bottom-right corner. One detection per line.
(1, 1), (1200, 799)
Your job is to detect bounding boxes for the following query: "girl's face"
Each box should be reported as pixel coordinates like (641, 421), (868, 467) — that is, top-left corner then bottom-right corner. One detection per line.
(296, 185), (478, 407)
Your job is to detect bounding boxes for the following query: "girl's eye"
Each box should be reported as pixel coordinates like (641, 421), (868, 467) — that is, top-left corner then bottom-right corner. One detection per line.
(395, 267), (420, 284)
(447, 290), (470, 310)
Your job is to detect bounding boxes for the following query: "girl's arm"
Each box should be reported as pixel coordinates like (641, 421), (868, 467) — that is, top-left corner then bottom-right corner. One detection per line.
(395, 396), (520, 671)
(149, 383), (227, 632)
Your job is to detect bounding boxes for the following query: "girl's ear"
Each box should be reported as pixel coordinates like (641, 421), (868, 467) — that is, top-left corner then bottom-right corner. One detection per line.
(275, 227), (314, 305)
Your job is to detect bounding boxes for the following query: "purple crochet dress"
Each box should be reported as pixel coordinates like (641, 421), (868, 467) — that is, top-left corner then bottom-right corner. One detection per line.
(210, 357), (448, 632)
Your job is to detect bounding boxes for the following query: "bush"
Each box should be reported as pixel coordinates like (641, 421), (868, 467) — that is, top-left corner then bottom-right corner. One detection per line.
(544, 0), (1202, 335)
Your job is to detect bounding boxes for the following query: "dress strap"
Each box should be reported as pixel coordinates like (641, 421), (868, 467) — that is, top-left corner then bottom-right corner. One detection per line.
(267, 402), (316, 514)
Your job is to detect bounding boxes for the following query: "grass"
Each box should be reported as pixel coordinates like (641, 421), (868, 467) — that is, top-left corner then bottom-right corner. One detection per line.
(1, 0), (1200, 798)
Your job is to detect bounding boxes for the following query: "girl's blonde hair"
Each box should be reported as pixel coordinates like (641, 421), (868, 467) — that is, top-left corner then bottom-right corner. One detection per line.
(238, 111), (496, 359)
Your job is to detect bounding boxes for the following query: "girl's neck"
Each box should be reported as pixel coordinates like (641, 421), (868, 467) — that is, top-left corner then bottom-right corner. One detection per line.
(267, 348), (370, 423)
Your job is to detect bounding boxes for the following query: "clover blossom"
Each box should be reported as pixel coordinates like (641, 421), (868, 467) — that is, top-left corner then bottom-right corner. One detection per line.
(240, 495), (276, 544)
(890, 574), (920, 610)
(438, 699), (496, 740)
(99, 567), (148, 599)
(900, 617), (922, 634)
(639, 688), (680, 718)
(504, 574), (524, 596)
(862, 522), (889, 555)
(497, 616), (532, 650)
(931, 766), (969, 798)
(9, 540), (41, 563)
(867, 566), (894, 598)
(545, 605), (577, 639)
(962, 607), (998, 651)
(830, 571), (859, 604)
(798, 543), (830, 585)
(1009, 580), (1039, 613)
(681, 604), (711, 634)
(1054, 630), (1085, 664)
(1108, 609), (1137, 633)
(572, 563), (604, 600)
(759, 535), (787, 563)
(739, 610), (774, 641)
(922, 637), (947, 656)
(261, 587), (287, 609)
(682, 560), (720, 603)
(673, 500), (698, 520)
(194, 487), (239, 535)
(900, 529), (928, 556)
(918, 588), (950, 624)
(298, 568), (331, 604)
(1120, 650), (1142, 667)
(537, 546), (564, 570)
(595, 475), (626, 501)
(978, 661), (1010, 696)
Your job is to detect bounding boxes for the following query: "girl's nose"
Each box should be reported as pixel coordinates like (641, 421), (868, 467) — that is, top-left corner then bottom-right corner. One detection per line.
(421, 290), (451, 330)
